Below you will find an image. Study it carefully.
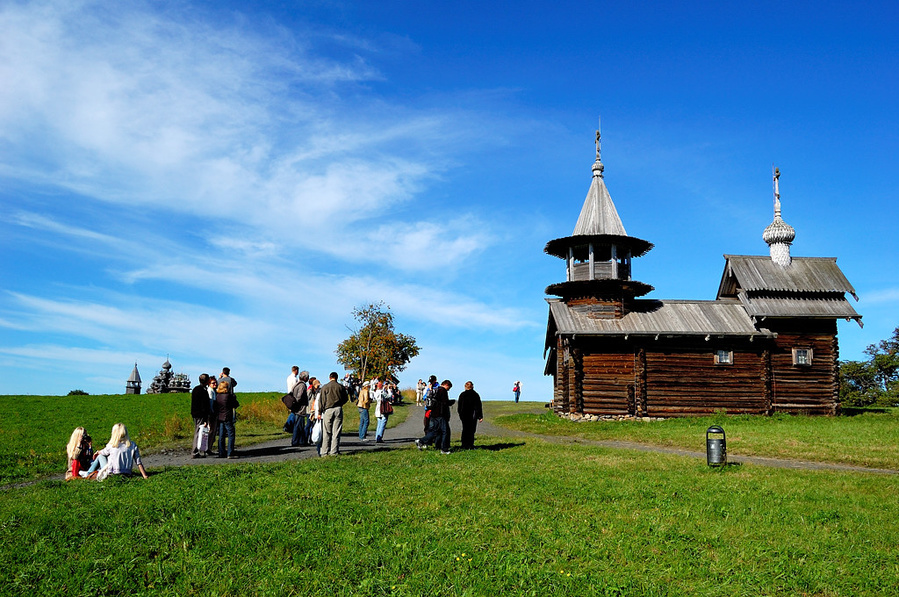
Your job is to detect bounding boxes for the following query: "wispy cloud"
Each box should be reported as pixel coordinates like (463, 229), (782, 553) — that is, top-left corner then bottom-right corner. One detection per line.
(0, 0), (495, 270)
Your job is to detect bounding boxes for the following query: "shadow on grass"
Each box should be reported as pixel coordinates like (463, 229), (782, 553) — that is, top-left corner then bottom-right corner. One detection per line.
(472, 441), (526, 452)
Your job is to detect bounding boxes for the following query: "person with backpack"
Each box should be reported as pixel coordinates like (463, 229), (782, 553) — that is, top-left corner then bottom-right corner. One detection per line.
(415, 379), (454, 454)
(289, 370), (310, 447)
(512, 381), (521, 403)
(373, 381), (394, 443)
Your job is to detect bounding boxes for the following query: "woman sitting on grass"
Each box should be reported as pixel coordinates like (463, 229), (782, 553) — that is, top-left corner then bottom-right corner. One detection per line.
(94, 423), (149, 480)
(65, 427), (103, 480)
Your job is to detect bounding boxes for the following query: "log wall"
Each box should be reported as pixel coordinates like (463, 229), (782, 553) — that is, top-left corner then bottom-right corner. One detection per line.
(643, 347), (768, 416)
(768, 320), (839, 415)
(580, 351), (634, 415)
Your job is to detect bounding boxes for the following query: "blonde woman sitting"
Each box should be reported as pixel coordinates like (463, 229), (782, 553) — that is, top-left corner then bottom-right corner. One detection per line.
(95, 423), (149, 480)
(65, 427), (104, 480)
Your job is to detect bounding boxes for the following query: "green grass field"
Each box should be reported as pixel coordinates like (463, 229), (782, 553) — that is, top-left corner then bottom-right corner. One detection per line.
(490, 403), (899, 470)
(1, 396), (897, 595)
(0, 391), (411, 485)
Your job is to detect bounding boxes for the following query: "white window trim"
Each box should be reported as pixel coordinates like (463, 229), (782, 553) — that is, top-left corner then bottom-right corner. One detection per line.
(792, 347), (814, 366)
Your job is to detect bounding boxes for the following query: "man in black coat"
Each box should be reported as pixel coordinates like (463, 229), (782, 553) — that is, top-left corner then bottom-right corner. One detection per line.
(190, 373), (211, 458)
(457, 381), (483, 449)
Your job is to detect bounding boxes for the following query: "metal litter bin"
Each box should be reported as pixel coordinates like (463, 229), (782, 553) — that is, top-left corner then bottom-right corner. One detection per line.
(706, 426), (726, 467)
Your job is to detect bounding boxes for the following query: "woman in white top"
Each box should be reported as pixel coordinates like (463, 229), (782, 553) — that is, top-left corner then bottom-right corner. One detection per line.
(95, 423), (148, 480)
(373, 382), (392, 443)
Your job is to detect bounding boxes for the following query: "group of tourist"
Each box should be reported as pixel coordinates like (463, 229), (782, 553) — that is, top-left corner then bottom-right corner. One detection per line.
(65, 366), (496, 479)
(190, 367), (239, 459)
(65, 423), (148, 481)
(283, 367), (406, 456)
(415, 375), (484, 453)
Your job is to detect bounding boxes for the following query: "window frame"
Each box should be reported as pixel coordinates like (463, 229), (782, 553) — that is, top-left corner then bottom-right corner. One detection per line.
(714, 349), (733, 365)
(792, 347), (814, 367)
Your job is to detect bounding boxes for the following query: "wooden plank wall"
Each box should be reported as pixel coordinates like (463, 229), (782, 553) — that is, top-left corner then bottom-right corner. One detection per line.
(581, 351), (633, 415)
(769, 321), (838, 415)
(553, 338), (569, 414)
(644, 347), (768, 416)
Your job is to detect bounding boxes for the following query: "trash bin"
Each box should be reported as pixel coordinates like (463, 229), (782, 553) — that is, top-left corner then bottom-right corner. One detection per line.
(706, 426), (726, 467)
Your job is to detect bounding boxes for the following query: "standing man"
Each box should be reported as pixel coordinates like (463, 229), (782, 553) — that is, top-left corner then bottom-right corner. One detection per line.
(319, 371), (349, 456)
(287, 366), (299, 393)
(357, 382), (372, 441)
(216, 367), (239, 458)
(512, 381), (521, 403)
(290, 370), (310, 447)
(416, 379), (453, 454)
(457, 381), (484, 450)
(190, 374), (211, 458)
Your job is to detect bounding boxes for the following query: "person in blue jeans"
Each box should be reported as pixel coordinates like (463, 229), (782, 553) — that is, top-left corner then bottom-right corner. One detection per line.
(357, 384), (372, 440)
(215, 368), (239, 458)
(374, 382), (392, 443)
(513, 381), (521, 403)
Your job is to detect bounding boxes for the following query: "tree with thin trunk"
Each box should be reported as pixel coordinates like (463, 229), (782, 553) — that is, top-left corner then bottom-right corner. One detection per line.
(335, 302), (420, 382)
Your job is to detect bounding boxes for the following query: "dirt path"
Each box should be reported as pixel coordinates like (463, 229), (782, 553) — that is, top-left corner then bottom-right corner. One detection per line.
(141, 408), (429, 472)
(50, 405), (899, 479)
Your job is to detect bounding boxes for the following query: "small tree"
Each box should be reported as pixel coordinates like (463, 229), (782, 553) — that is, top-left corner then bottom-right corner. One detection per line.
(839, 326), (899, 407)
(335, 302), (420, 382)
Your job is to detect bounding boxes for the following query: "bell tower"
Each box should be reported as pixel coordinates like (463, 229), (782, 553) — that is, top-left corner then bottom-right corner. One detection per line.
(544, 127), (654, 316)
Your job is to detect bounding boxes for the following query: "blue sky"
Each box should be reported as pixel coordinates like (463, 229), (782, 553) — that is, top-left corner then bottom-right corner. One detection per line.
(1, 0), (897, 399)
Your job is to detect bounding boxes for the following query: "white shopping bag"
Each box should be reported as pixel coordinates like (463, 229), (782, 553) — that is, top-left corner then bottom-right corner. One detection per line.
(197, 423), (210, 452)
(311, 420), (322, 444)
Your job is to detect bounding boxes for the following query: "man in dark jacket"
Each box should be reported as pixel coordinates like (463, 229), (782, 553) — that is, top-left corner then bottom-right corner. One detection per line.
(416, 379), (453, 454)
(290, 370), (310, 447)
(190, 374), (210, 458)
(457, 381), (483, 450)
(319, 372), (349, 456)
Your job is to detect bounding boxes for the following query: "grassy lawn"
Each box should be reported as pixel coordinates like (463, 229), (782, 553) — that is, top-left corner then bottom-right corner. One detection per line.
(0, 391), (411, 485)
(486, 402), (899, 470)
(1, 439), (896, 596)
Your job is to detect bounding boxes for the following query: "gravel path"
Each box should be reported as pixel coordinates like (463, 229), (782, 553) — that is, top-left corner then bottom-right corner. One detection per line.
(54, 405), (899, 478)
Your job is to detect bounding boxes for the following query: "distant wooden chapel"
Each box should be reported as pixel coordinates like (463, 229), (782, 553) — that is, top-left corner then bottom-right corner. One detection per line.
(543, 131), (862, 417)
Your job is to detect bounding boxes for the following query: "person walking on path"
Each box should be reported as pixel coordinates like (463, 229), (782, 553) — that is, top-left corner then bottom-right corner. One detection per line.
(190, 374), (211, 458)
(374, 381), (393, 443)
(290, 370), (310, 447)
(512, 381), (521, 403)
(319, 372), (349, 456)
(357, 383), (372, 441)
(457, 381), (483, 450)
(416, 379), (453, 454)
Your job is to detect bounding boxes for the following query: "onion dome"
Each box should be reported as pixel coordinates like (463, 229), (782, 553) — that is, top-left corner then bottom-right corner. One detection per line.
(763, 168), (795, 267)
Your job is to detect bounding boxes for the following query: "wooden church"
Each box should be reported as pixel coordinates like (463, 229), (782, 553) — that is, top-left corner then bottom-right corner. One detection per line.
(543, 131), (862, 417)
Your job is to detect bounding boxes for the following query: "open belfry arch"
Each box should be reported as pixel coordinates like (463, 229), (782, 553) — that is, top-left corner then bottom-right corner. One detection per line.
(543, 129), (862, 417)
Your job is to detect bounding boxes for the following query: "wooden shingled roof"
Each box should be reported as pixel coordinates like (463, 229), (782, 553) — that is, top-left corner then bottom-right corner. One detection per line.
(717, 255), (861, 322)
(718, 255), (858, 296)
(545, 298), (771, 341)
